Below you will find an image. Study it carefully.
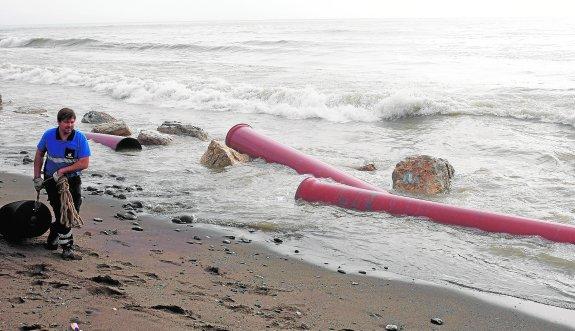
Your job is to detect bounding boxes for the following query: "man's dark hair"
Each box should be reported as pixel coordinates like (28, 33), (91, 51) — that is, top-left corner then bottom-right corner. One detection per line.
(57, 108), (76, 122)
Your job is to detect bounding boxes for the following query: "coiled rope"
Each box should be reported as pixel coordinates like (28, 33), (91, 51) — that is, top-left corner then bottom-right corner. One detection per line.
(56, 176), (83, 228)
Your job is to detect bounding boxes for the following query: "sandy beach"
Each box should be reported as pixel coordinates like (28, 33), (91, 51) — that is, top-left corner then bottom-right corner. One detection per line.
(0, 171), (572, 330)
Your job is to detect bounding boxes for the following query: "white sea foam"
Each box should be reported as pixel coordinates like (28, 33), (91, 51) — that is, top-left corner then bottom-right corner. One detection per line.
(1, 62), (573, 127)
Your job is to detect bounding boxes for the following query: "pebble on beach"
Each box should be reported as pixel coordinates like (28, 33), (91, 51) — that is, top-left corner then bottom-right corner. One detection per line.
(431, 317), (444, 325)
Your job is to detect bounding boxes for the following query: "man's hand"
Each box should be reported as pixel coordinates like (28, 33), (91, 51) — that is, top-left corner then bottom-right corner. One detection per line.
(53, 170), (63, 183)
(33, 177), (44, 191)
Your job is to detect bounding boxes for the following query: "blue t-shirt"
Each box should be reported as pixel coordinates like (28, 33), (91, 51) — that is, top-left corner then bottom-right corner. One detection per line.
(37, 128), (91, 177)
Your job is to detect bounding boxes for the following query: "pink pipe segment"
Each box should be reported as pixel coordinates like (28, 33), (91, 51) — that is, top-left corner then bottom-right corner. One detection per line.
(296, 177), (575, 244)
(225, 124), (384, 192)
(84, 132), (142, 151)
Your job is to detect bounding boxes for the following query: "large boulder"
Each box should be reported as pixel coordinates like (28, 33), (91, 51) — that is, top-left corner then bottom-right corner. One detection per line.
(92, 120), (132, 136)
(200, 140), (249, 169)
(157, 121), (208, 141)
(392, 155), (454, 195)
(82, 111), (116, 124)
(137, 130), (172, 146)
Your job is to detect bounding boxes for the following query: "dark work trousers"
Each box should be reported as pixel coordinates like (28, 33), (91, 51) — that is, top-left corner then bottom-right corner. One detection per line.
(45, 175), (82, 249)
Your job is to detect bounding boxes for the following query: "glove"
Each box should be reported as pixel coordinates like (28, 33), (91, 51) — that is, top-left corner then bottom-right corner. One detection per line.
(53, 171), (62, 183)
(33, 177), (44, 191)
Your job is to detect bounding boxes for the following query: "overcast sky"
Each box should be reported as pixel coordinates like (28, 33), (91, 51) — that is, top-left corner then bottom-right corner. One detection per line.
(1, 0), (574, 26)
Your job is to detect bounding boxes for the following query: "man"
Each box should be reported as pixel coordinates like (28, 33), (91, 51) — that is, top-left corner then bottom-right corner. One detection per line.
(33, 108), (91, 260)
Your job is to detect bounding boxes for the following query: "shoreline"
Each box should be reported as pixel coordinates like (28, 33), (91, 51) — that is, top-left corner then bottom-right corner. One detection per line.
(1, 171), (573, 330)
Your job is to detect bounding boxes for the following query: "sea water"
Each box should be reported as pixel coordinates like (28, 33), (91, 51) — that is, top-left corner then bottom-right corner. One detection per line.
(1, 18), (574, 311)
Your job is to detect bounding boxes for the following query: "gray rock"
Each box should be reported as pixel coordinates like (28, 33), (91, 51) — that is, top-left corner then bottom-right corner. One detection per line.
(132, 226), (143, 232)
(92, 120), (132, 136)
(392, 155), (455, 195)
(93, 218), (103, 222)
(116, 212), (137, 220)
(22, 156), (33, 164)
(128, 201), (143, 208)
(157, 121), (208, 141)
(385, 325), (398, 331)
(81, 111), (116, 124)
(137, 130), (173, 146)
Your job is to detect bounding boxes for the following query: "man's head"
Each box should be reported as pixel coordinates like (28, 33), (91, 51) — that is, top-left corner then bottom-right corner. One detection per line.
(57, 108), (76, 136)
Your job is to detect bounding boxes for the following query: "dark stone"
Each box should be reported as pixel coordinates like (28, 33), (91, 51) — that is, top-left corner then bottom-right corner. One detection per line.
(205, 266), (221, 275)
(131, 226), (143, 232)
(225, 235), (236, 240)
(151, 304), (187, 315)
(129, 201), (143, 208)
(22, 156), (33, 164)
(337, 269), (346, 274)
(431, 317), (444, 325)
(91, 275), (121, 287)
(88, 286), (125, 297)
(179, 215), (194, 223)
(273, 238), (283, 244)
(358, 270), (366, 274)
(356, 163), (377, 171)
(385, 325), (398, 331)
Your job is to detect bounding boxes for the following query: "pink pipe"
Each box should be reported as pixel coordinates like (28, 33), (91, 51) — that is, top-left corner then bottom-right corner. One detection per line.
(226, 124), (383, 192)
(296, 178), (575, 244)
(85, 132), (141, 151)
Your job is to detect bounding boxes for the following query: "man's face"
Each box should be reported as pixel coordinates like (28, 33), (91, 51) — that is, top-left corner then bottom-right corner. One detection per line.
(58, 118), (75, 135)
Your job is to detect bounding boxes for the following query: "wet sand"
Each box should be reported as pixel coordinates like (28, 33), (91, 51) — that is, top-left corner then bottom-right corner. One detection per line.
(0, 172), (572, 330)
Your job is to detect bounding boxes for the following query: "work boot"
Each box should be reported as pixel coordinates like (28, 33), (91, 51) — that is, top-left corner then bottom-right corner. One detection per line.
(61, 247), (82, 260)
(44, 231), (58, 250)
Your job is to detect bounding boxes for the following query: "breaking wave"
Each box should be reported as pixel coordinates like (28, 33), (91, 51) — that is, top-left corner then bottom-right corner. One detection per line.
(0, 62), (573, 127)
(0, 36), (289, 53)
(0, 37), (98, 48)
